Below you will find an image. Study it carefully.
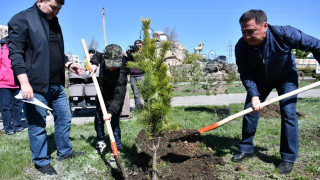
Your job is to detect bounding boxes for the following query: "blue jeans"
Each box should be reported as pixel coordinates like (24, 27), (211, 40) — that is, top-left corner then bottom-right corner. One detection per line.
(0, 88), (24, 132)
(239, 73), (299, 163)
(26, 83), (73, 167)
(94, 108), (121, 150)
(130, 75), (144, 108)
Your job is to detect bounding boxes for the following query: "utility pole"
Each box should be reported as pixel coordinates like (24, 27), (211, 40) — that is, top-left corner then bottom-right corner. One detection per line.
(102, 7), (107, 47)
(227, 41), (233, 63)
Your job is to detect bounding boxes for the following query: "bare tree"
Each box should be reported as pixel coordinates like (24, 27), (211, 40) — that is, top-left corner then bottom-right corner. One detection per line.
(163, 26), (178, 41)
(89, 36), (99, 51)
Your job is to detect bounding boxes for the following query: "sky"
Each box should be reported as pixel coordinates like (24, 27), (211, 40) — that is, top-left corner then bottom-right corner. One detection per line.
(1, 0), (320, 64)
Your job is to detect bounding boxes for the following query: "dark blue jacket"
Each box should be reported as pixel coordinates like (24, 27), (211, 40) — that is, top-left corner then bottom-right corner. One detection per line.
(8, 4), (69, 93)
(235, 25), (320, 98)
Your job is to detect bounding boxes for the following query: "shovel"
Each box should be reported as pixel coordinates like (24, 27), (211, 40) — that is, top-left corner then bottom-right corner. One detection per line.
(181, 80), (320, 138)
(81, 39), (127, 179)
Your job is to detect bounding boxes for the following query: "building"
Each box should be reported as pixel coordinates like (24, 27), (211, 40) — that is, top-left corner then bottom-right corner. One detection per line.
(66, 54), (86, 68)
(0, 25), (8, 39)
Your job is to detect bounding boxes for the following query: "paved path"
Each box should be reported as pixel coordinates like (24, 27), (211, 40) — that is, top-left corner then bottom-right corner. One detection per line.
(170, 88), (320, 107)
(2, 88), (320, 130)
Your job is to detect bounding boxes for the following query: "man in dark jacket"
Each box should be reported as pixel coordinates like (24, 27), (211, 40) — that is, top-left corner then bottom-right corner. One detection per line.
(89, 44), (128, 164)
(8, 0), (85, 175)
(232, 9), (320, 174)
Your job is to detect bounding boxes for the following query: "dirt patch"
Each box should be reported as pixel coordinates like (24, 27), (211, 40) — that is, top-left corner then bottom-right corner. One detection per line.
(260, 104), (281, 118)
(126, 129), (225, 179)
(260, 104), (305, 118)
(300, 127), (320, 143)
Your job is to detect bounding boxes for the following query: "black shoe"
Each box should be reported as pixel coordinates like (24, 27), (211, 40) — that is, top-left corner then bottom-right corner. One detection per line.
(231, 152), (254, 162)
(278, 161), (293, 174)
(59, 151), (86, 161)
(35, 163), (57, 175)
(6, 131), (15, 135)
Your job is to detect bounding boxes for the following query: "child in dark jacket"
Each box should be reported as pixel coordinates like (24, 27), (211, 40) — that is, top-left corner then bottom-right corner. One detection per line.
(89, 44), (129, 163)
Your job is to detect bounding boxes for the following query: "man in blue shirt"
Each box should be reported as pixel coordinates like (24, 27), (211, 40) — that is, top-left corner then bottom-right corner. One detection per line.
(233, 9), (320, 174)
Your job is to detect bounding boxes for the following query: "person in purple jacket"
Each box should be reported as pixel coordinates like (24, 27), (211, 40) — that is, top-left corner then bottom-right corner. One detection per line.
(0, 35), (24, 135)
(232, 9), (320, 174)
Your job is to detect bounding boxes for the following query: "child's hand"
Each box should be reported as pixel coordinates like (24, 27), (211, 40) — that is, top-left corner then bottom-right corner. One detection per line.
(103, 113), (112, 121)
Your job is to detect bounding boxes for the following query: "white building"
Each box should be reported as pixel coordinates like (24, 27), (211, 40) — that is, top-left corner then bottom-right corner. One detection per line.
(66, 54), (86, 68)
(0, 25), (8, 39)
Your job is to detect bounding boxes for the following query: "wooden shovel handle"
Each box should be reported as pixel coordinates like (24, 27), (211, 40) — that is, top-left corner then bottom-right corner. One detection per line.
(198, 80), (320, 134)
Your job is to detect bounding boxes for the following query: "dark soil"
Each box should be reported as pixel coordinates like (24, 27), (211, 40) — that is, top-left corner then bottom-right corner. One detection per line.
(126, 129), (225, 180)
(260, 104), (305, 118)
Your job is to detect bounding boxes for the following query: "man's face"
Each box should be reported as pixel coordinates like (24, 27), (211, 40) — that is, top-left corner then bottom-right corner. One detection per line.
(241, 19), (268, 46)
(135, 43), (142, 51)
(89, 52), (94, 59)
(37, 0), (62, 20)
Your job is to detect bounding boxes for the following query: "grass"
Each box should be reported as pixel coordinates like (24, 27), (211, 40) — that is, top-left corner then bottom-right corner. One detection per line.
(171, 79), (319, 97)
(1, 97), (320, 179)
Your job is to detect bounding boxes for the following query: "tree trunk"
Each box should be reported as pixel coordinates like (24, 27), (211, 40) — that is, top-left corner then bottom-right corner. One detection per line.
(152, 139), (158, 180)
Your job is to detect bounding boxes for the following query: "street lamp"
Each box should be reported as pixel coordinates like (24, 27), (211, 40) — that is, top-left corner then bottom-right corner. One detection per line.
(159, 34), (169, 41)
(208, 50), (216, 61)
(140, 27), (154, 39)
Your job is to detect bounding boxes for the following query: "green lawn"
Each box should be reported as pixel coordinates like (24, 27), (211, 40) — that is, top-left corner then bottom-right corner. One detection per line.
(1, 97), (320, 179)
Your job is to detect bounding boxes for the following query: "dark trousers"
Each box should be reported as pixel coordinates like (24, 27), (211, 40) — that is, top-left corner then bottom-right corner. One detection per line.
(239, 73), (299, 163)
(0, 88), (24, 132)
(94, 108), (122, 150)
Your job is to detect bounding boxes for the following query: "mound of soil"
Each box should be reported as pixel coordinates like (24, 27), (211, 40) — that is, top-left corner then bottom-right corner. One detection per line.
(260, 104), (281, 118)
(127, 129), (224, 180)
(260, 104), (305, 118)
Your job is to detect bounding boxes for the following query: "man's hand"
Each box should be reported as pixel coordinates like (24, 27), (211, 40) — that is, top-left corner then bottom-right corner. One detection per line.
(17, 74), (34, 100)
(251, 96), (263, 113)
(103, 113), (112, 121)
(89, 64), (98, 75)
(70, 63), (86, 75)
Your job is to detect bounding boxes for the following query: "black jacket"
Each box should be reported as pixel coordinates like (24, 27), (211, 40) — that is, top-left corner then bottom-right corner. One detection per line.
(8, 3), (69, 93)
(91, 52), (129, 115)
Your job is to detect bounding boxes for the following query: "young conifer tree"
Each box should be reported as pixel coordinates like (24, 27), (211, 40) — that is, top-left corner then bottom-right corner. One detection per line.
(127, 18), (174, 180)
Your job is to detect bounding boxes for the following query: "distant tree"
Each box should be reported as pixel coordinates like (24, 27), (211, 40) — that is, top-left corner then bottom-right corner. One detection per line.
(292, 49), (310, 59)
(188, 60), (202, 92)
(169, 65), (188, 85)
(89, 37), (99, 51)
(163, 26), (178, 41)
(185, 51), (202, 92)
(185, 51), (202, 64)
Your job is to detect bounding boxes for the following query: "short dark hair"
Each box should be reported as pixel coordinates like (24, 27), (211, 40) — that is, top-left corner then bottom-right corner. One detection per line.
(42, 0), (65, 5)
(134, 39), (142, 45)
(88, 48), (96, 53)
(239, 9), (267, 25)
